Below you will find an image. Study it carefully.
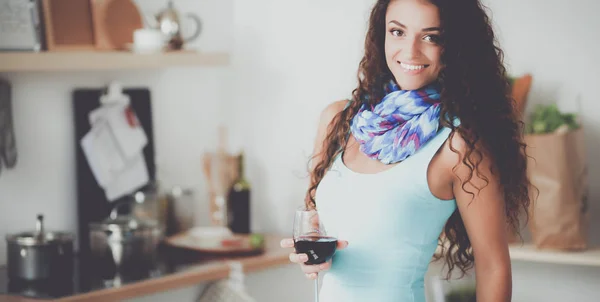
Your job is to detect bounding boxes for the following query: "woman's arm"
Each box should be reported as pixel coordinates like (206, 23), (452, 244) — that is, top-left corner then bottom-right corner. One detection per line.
(449, 133), (512, 302)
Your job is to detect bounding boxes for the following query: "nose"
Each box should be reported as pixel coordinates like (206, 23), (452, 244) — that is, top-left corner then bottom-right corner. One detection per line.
(403, 38), (421, 60)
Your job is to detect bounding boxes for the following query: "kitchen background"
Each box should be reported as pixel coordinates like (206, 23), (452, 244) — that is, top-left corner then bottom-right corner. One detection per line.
(0, 0), (599, 301)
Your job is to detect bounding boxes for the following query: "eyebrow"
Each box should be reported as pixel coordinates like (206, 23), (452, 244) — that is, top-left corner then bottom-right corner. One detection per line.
(388, 20), (441, 32)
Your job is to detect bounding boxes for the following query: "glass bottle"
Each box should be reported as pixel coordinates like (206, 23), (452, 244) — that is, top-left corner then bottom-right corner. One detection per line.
(226, 152), (251, 234)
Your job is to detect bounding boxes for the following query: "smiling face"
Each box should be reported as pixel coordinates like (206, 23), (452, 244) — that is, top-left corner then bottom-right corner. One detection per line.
(384, 0), (443, 90)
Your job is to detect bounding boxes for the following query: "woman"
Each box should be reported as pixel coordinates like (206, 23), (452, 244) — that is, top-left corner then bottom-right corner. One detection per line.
(280, 0), (531, 301)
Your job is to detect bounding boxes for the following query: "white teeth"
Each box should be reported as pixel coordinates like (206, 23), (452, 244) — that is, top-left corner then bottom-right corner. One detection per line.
(400, 62), (425, 71)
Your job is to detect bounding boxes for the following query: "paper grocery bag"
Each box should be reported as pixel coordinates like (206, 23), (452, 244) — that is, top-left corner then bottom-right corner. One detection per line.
(524, 127), (589, 250)
(201, 127), (241, 227)
(203, 151), (239, 227)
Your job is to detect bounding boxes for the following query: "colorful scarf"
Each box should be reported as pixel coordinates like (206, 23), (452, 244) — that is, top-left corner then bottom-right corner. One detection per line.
(350, 81), (442, 164)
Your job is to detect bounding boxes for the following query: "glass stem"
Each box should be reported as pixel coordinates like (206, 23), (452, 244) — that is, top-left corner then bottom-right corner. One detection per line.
(314, 272), (319, 302)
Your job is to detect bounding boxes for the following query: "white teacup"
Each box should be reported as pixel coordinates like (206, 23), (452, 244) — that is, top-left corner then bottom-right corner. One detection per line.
(132, 28), (165, 53)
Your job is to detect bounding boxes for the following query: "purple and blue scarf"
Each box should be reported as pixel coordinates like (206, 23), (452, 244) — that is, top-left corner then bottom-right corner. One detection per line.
(350, 81), (442, 164)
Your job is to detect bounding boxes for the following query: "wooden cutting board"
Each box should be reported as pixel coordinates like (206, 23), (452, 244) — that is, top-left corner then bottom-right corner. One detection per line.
(42, 0), (96, 50)
(165, 231), (265, 256)
(90, 0), (144, 50)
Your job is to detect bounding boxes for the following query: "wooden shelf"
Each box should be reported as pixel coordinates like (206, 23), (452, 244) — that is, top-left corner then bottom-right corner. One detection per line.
(509, 243), (600, 267)
(436, 243), (600, 267)
(0, 51), (230, 72)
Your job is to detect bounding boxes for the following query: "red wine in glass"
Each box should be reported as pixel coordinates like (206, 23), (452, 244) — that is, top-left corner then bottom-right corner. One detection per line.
(294, 236), (338, 265)
(293, 206), (338, 302)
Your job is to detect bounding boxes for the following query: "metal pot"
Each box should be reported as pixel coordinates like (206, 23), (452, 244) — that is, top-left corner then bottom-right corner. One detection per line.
(89, 202), (162, 273)
(5, 214), (74, 281)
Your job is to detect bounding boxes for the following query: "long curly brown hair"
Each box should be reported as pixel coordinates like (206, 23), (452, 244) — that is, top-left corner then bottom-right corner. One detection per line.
(305, 0), (531, 278)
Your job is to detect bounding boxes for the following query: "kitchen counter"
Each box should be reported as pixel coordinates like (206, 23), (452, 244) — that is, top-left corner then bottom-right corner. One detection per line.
(0, 235), (290, 302)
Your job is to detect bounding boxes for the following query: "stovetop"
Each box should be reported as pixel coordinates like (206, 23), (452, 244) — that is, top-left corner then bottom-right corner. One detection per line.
(0, 243), (214, 300)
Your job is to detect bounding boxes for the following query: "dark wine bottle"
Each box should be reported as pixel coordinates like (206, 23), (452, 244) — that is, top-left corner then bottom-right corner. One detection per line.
(227, 152), (251, 234)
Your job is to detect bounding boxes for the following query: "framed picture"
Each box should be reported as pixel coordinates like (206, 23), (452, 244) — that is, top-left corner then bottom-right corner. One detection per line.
(0, 0), (44, 51)
(41, 0), (96, 51)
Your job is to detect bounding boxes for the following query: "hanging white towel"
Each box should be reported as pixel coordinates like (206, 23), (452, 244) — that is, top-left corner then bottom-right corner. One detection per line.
(80, 81), (149, 201)
(196, 262), (256, 302)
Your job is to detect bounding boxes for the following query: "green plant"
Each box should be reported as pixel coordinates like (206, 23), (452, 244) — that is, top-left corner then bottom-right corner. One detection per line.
(249, 233), (264, 249)
(508, 76), (515, 87)
(526, 103), (579, 134)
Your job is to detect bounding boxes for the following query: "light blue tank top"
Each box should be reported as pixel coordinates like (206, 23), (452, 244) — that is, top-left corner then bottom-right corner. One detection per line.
(315, 115), (458, 302)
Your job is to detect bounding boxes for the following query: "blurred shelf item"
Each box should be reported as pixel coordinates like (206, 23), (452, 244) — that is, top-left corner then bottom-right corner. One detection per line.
(434, 243), (600, 267)
(509, 243), (600, 267)
(0, 50), (230, 72)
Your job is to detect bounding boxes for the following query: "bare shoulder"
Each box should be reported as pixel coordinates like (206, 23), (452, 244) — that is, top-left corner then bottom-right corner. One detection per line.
(445, 129), (492, 164)
(433, 129), (473, 180)
(446, 129), (469, 159)
(318, 99), (350, 126)
(441, 128), (496, 186)
(309, 99), (351, 170)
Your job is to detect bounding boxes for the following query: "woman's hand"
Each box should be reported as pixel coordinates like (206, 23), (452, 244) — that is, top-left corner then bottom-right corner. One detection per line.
(280, 238), (349, 280)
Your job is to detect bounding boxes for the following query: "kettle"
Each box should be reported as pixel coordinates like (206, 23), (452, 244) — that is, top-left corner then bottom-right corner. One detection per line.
(147, 0), (202, 50)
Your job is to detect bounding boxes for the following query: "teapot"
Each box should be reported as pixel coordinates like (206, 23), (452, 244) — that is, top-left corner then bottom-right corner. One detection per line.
(146, 0), (202, 50)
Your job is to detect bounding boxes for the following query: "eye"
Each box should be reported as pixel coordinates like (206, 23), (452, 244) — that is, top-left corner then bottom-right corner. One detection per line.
(389, 29), (404, 37)
(423, 34), (441, 44)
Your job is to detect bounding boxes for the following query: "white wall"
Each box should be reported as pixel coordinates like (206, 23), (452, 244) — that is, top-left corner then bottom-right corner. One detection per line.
(227, 0), (371, 236)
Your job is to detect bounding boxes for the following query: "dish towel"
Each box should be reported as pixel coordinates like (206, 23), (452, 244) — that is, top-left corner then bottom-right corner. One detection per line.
(0, 78), (17, 173)
(197, 262), (256, 302)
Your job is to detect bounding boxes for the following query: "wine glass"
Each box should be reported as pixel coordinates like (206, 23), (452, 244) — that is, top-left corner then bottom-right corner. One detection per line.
(293, 206), (338, 302)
